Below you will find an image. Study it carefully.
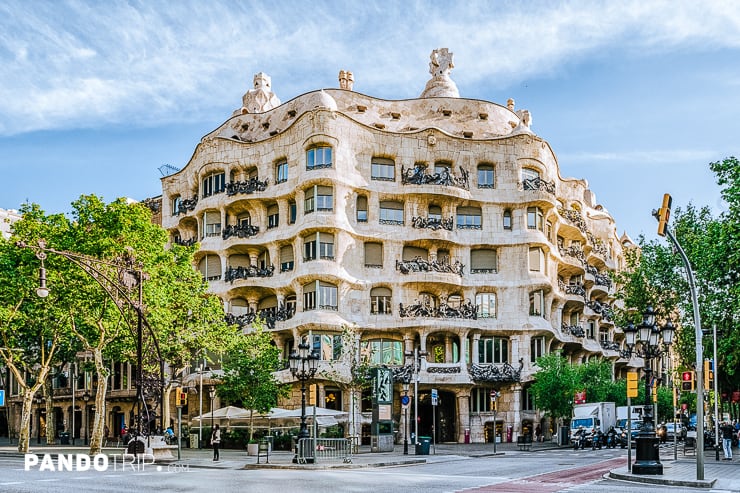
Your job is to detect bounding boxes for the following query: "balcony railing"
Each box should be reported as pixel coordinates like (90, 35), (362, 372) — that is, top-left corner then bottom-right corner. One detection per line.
(224, 264), (275, 283)
(562, 323), (585, 337)
(222, 223), (259, 240)
(175, 196), (198, 215)
(225, 177), (268, 196)
(559, 245), (587, 265)
(469, 361), (523, 383)
(586, 299), (613, 321)
(174, 237), (197, 247)
(558, 207), (587, 232)
(401, 163), (469, 190)
(411, 216), (454, 231)
(600, 340), (620, 351)
(399, 298), (476, 319)
(225, 304), (295, 330)
(396, 257), (464, 276)
(520, 177), (556, 195)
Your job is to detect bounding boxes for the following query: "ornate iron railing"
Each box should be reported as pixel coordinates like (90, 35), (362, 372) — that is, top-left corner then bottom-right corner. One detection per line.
(396, 257), (464, 276)
(224, 264), (275, 283)
(469, 361), (523, 382)
(379, 219), (404, 226)
(586, 300), (613, 321)
(410, 216), (454, 231)
(174, 237), (197, 247)
(224, 303), (295, 330)
(426, 365), (461, 374)
(565, 283), (586, 297)
(559, 245), (587, 265)
(558, 207), (587, 232)
(399, 298), (476, 319)
(306, 162), (332, 171)
(222, 223), (259, 240)
(520, 177), (556, 195)
(225, 177), (268, 196)
(562, 324), (585, 337)
(401, 163), (469, 190)
(600, 340), (620, 351)
(175, 196), (198, 215)
(594, 273), (612, 289)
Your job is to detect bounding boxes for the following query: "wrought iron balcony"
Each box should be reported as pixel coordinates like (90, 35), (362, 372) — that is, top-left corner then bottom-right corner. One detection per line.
(469, 360), (523, 382)
(225, 177), (268, 196)
(401, 163), (469, 190)
(396, 257), (464, 276)
(224, 264), (275, 283)
(222, 223), (259, 240)
(175, 196), (198, 215)
(411, 216), (454, 231)
(174, 237), (197, 247)
(600, 340), (620, 351)
(399, 298), (476, 319)
(379, 219), (404, 226)
(557, 207), (587, 232)
(586, 299), (613, 321)
(562, 323), (585, 337)
(559, 245), (587, 265)
(520, 177), (556, 195)
(224, 303), (295, 330)
(564, 283), (586, 297)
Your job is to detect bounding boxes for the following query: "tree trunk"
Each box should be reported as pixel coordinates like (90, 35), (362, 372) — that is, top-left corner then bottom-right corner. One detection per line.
(88, 348), (108, 455)
(17, 391), (36, 453)
(44, 378), (56, 445)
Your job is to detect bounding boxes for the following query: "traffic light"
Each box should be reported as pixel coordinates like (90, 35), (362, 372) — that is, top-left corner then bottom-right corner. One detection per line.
(656, 193), (672, 237)
(681, 371), (695, 391)
(627, 372), (639, 398)
(176, 387), (187, 407)
(704, 360), (714, 389)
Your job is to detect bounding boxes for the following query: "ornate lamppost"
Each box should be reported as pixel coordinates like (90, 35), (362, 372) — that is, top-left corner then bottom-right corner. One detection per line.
(289, 341), (319, 462)
(82, 391), (91, 445)
(622, 306), (675, 475)
(18, 240), (165, 444)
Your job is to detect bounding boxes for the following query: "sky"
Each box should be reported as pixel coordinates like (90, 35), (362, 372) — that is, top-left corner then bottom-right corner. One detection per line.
(1, 0), (739, 241)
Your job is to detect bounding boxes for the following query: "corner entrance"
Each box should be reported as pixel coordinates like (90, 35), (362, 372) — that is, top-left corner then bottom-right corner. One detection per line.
(416, 390), (456, 443)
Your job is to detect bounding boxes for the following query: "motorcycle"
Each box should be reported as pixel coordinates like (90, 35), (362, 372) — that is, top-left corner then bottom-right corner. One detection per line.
(590, 429), (603, 450)
(605, 428), (618, 449)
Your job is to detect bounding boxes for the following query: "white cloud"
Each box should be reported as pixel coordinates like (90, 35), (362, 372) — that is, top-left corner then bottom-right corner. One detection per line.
(0, 0), (739, 134)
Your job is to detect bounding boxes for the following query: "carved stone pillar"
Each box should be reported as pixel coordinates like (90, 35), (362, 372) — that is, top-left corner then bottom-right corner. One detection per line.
(471, 333), (480, 364)
(457, 391), (471, 443)
(511, 384), (522, 440)
(445, 335), (453, 363)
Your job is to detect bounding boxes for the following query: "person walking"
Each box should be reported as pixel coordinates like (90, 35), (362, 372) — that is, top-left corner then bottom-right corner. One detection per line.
(720, 421), (734, 460)
(211, 424), (221, 461)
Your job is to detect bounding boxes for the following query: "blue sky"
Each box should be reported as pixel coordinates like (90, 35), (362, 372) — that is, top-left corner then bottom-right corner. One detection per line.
(1, 0), (739, 240)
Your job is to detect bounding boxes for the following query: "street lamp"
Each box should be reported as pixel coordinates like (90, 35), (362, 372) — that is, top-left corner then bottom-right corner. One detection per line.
(289, 340), (319, 462)
(622, 306), (675, 475)
(207, 385), (216, 435)
(82, 391), (91, 445)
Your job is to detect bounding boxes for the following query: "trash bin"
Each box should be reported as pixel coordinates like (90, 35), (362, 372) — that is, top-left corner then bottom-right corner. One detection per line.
(559, 426), (570, 446)
(415, 436), (431, 455)
(60, 432), (70, 445)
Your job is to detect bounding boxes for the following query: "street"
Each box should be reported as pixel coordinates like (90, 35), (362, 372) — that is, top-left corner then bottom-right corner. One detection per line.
(0, 445), (728, 493)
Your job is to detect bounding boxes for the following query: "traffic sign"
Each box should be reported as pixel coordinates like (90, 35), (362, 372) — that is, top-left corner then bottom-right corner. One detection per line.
(0, 389), (4, 407)
(401, 395), (410, 408)
(431, 388), (438, 406)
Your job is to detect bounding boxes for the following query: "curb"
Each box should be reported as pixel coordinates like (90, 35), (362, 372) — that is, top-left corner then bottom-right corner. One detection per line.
(242, 458), (427, 470)
(608, 468), (716, 489)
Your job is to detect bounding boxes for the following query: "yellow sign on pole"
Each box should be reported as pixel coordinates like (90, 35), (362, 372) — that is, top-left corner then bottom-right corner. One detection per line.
(627, 372), (639, 398)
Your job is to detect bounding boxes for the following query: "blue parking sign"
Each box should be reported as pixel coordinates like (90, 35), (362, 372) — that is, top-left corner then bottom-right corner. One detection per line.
(0, 390), (5, 407)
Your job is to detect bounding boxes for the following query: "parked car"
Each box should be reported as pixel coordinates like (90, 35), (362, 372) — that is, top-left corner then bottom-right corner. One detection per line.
(664, 422), (686, 440)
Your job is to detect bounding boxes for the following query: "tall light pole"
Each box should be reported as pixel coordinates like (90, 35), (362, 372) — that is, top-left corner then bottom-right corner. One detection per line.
(198, 363), (204, 449)
(207, 386), (216, 435)
(622, 307), (675, 475)
(82, 391), (91, 445)
(289, 341), (319, 463)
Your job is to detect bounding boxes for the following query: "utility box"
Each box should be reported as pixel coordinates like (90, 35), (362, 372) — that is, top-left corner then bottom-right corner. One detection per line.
(189, 434), (199, 449)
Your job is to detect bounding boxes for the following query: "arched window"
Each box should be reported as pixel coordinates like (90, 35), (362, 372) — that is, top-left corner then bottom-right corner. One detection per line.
(307, 146), (332, 170)
(303, 281), (338, 311)
(202, 171), (226, 198)
(171, 195), (182, 216)
(503, 209), (512, 230)
(428, 205), (442, 221)
(275, 160), (289, 183)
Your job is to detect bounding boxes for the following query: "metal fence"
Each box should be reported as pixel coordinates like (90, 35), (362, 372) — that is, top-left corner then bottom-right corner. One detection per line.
(297, 438), (353, 464)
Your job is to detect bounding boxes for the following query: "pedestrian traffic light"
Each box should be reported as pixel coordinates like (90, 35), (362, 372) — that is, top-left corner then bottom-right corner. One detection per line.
(680, 371), (695, 391)
(704, 360), (714, 389)
(656, 193), (672, 237)
(176, 387), (187, 407)
(627, 372), (639, 398)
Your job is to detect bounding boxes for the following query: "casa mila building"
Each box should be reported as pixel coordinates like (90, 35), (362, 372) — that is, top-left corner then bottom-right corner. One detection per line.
(161, 49), (630, 445)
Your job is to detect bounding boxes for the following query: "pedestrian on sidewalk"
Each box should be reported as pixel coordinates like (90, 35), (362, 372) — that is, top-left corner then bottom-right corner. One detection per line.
(720, 421), (734, 460)
(211, 425), (221, 461)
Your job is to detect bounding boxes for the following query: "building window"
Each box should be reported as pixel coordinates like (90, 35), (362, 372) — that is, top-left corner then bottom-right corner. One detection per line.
(478, 337), (508, 364)
(600, 327), (609, 343)
(370, 287), (392, 314)
(456, 206), (482, 229)
(434, 161), (452, 175)
(280, 245), (294, 272)
(317, 186), (333, 211)
(587, 320), (596, 339)
(522, 167), (540, 182)
(530, 336), (546, 363)
(364, 242), (383, 268)
(371, 158), (395, 181)
(471, 249), (497, 274)
(546, 220), (554, 242)
(529, 290), (545, 317)
(379, 201), (404, 225)
(477, 164), (495, 188)
(204, 211), (221, 238)
(402, 245), (428, 261)
(286, 294), (296, 315)
(171, 196), (182, 216)
(307, 146), (332, 170)
(428, 205), (442, 221)
(362, 339), (403, 365)
(303, 232), (334, 262)
(523, 388), (535, 411)
(303, 281), (338, 311)
(288, 200), (297, 224)
(202, 171), (226, 198)
(312, 333), (342, 361)
(276, 160), (289, 183)
(324, 387), (342, 410)
(503, 209), (512, 230)
(267, 204), (279, 229)
(304, 188), (315, 214)
(470, 388), (496, 412)
(475, 293), (497, 319)
(357, 195), (368, 222)
(527, 206), (544, 231)
(197, 254), (221, 281)
(529, 247), (545, 273)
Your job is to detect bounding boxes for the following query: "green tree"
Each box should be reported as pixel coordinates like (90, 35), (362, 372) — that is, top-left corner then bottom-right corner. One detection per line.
(217, 322), (287, 441)
(530, 352), (579, 421)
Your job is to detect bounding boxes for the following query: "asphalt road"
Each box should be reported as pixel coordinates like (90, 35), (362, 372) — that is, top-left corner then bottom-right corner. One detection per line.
(0, 446), (720, 493)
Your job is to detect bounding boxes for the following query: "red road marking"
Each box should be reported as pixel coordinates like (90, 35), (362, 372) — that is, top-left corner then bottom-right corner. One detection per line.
(460, 457), (626, 493)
